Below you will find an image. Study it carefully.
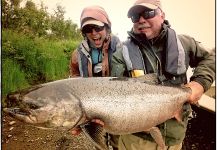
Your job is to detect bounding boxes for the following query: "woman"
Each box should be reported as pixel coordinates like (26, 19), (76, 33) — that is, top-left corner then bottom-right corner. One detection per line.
(69, 5), (122, 150)
(70, 5), (122, 77)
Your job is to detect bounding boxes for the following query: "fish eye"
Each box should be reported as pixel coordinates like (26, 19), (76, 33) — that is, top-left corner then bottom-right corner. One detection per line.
(28, 103), (40, 109)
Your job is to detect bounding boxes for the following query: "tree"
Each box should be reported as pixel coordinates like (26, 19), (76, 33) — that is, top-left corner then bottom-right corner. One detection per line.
(2, 0), (22, 28)
(2, 0), (82, 40)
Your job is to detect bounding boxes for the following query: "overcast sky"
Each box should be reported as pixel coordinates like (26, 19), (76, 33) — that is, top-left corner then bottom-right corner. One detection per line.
(29, 0), (215, 49)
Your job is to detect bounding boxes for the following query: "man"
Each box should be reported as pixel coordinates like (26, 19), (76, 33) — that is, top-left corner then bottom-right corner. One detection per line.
(111, 0), (215, 149)
(69, 5), (122, 150)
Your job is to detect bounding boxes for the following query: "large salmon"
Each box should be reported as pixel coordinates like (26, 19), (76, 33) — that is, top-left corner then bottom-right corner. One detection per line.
(4, 75), (191, 150)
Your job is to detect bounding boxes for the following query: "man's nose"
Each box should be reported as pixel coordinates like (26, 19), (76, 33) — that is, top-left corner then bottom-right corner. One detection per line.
(138, 16), (147, 23)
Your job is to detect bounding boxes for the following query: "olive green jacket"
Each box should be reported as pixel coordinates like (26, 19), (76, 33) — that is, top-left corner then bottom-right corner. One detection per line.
(111, 29), (215, 92)
(110, 25), (215, 145)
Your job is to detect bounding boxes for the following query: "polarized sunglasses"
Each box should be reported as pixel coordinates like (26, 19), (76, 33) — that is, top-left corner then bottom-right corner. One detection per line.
(130, 9), (158, 23)
(82, 25), (105, 33)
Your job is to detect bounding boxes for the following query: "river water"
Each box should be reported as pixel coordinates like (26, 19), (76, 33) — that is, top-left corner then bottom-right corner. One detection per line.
(183, 105), (215, 150)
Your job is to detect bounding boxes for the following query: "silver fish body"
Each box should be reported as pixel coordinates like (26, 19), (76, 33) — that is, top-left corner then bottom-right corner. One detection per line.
(4, 77), (190, 134)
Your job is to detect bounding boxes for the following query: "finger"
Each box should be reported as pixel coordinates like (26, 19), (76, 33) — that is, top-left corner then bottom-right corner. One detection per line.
(194, 102), (200, 107)
(71, 128), (81, 135)
(91, 119), (105, 126)
(189, 99), (200, 106)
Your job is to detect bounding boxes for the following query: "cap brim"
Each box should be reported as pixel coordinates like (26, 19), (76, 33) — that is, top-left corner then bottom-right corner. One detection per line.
(127, 3), (158, 17)
(81, 19), (104, 28)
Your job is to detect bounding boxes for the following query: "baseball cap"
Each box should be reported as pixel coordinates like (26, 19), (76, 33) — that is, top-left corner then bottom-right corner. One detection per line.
(81, 19), (104, 28)
(128, 0), (162, 17)
(80, 5), (111, 29)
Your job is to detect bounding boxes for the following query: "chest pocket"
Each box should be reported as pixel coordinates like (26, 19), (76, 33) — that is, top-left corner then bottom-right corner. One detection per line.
(91, 48), (102, 65)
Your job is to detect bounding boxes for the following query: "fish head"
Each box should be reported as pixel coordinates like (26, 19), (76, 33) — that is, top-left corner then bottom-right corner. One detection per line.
(4, 84), (83, 130)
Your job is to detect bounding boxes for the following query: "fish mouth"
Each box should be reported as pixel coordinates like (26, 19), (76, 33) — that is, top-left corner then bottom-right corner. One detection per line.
(5, 88), (43, 123)
(3, 108), (55, 129)
(3, 108), (37, 124)
(4, 107), (30, 116)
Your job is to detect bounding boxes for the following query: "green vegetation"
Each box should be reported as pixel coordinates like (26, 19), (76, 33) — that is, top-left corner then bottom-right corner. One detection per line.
(2, 59), (29, 97)
(2, 0), (83, 104)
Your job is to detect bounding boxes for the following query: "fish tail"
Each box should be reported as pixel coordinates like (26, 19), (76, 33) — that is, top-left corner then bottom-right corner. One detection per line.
(149, 127), (166, 150)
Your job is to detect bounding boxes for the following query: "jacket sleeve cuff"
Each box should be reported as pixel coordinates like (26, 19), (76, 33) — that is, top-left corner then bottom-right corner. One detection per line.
(190, 77), (211, 92)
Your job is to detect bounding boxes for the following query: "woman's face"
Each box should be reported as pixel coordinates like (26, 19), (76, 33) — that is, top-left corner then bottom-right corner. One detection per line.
(83, 25), (107, 48)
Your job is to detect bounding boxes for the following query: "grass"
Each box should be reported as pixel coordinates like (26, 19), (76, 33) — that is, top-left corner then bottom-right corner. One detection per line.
(2, 59), (30, 106)
(2, 29), (81, 100)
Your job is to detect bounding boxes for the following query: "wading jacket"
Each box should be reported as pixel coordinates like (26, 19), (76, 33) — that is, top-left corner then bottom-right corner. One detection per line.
(111, 23), (215, 145)
(70, 35), (123, 77)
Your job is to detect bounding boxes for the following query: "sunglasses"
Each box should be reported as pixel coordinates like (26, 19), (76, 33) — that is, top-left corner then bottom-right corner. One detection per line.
(130, 9), (158, 23)
(82, 25), (105, 33)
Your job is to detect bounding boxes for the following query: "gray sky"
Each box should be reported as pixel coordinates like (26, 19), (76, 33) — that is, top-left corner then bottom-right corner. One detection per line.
(29, 0), (215, 48)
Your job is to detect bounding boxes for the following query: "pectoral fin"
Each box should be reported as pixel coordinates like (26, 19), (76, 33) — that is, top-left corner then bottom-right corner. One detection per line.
(80, 121), (108, 150)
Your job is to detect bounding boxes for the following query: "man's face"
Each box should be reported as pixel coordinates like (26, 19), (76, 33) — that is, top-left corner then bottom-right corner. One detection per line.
(131, 9), (164, 39)
(82, 25), (107, 48)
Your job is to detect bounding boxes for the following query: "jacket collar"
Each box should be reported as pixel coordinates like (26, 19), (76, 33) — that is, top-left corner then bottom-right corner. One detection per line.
(128, 20), (170, 45)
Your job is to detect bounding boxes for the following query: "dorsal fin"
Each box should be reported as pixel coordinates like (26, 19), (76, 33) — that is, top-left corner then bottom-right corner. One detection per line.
(110, 73), (159, 85)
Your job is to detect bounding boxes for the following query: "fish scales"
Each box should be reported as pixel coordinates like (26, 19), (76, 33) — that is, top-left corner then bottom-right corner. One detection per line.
(4, 76), (191, 150)
(4, 76), (190, 150)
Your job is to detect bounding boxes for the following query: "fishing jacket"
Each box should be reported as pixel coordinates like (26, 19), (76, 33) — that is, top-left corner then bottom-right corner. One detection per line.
(111, 23), (215, 91)
(70, 35), (122, 77)
(111, 22), (215, 145)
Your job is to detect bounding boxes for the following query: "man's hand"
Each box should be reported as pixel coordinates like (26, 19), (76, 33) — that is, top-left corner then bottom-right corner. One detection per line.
(71, 119), (105, 135)
(185, 81), (204, 104)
